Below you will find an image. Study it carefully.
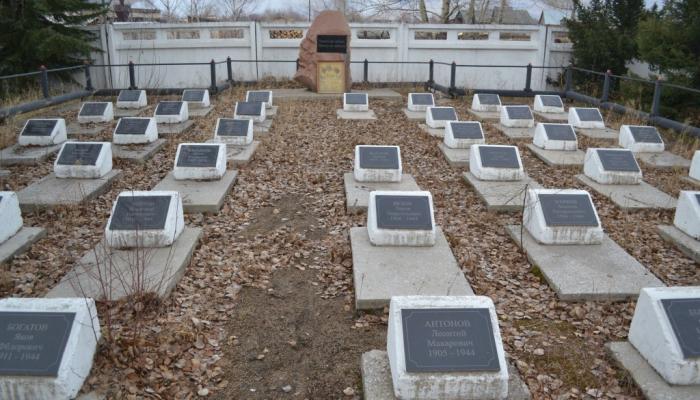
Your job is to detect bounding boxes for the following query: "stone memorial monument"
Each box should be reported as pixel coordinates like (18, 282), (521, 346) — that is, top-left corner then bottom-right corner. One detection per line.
(496, 105), (535, 139)
(532, 95), (567, 122)
(338, 93), (376, 120)
(439, 121), (485, 167)
(619, 125), (690, 169)
(422, 106), (458, 137)
(468, 94), (501, 121)
(54, 142), (112, 179)
(568, 107), (617, 140)
(1, 119), (67, 166)
(116, 89), (147, 109)
(657, 190), (700, 263)
(527, 123), (585, 167)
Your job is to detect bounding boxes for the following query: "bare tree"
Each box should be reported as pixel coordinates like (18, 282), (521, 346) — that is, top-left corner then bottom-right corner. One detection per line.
(217, 0), (257, 20)
(187, 0), (219, 21)
(358, 0), (467, 23)
(154, 0), (184, 21)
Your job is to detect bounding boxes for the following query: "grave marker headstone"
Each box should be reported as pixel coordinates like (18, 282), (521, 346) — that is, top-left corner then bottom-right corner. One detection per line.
(354, 145), (402, 182)
(77, 102), (114, 124)
(690, 151), (700, 181)
(426, 107), (457, 129)
(523, 188), (603, 244)
(444, 121), (485, 149)
(214, 118), (253, 146)
(470, 145), (524, 181)
(181, 89), (210, 108)
(18, 118), (67, 146)
(54, 142), (112, 179)
(407, 93), (435, 112)
(568, 107), (605, 129)
(619, 125), (664, 153)
(500, 105), (534, 128)
(116, 89), (147, 109)
(234, 101), (266, 123)
(154, 101), (188, 124)
(673, 190), (700, 240)
(0, 191), (22, 245)
(343, 93), (369, 112)
(471, 93), (501, 112)
(113, 117), (158, 144)
(105, 191), (184, 248)
(532, 123), (578, 151)
(367, 191), (436, 246)
(246, 90), (273, 108)
(583, 148), (642, 185)
(533, 95), (565, 113)
(173, 143), (226, 180)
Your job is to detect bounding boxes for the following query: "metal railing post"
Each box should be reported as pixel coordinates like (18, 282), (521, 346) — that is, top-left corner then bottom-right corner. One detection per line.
(525, 63), (532, 92)
(84, 61), (93, 91)
(363, 59), (369, 83)
(450, 61), (456, 93)
(651, 78), (662, 117)
(296, 58), (300, 71)
(601, 69), (611, 102)
(128, 61), (136, 89)
(209, 59), (216, 92)
(226, 57), (233, 82)
(565, 65), (573, 93)
(39, 66), (49, 99)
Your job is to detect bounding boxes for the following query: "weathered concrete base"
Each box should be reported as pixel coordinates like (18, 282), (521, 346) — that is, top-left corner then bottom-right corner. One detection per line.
(114, 108), (143, 118)
(0, 227), (46, 265)
(438, 143), (470, 167)
(606, 341), (700, 400)
(361, 350), (531, 400)
(506, 225), (664, 301)
(67, 122), (104, 136)
(158, 120), (194, 135)
(18, 170), (122, 211)
(403, 108), (424, 120)
(495, 124), (535, 139)
(526, 144), (585, 167)
(575, 174), (677, 210)
(206, 140), (259, 166)
(344, 172), (421, 214)
(254, 119), (273, 135)
(46, 227), (202, 300)
(635, 151), (691, 169)
(575, 127), (618, 140)
(112, 139), (166, 163)
(153, 170), (237, 213)
(419, 124), (445, 138)
(533, 111), (569, 122)
(0, 144), (62, 166)
(0, 169), (8, 178)
(271, 88), (401, 101)
(336, 109), (377, 120)
(657, 225), (700, 263)
(681, 176), (700, 187)
(467, 109), (500, 121)
(463, 172), (541, 212)
(266, 106), (278, 118)
(350, 227), (473, 310)
(188, 106), (213, 118)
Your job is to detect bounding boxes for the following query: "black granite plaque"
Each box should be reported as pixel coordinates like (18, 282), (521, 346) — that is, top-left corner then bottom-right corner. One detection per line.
(450, 122), (483, 139)
(629, 126), (663, 144)
(410, 93), (434, 106)
(505, 106), (533, 120)
(109, 195), (171, 230)
(115, 118), (150, 135)
(430, 107), (457, 121)
(317, 35), (347, 53)
(247, 91), (270, 103)
(117, 90), (142, 102)
(538, 193), (598, 227)
(176, 145), (220, 168)
(661, 298), (700, 358)
(540, 95), (563, 108)
(79, 102), (108, 116)
(345, 93), (367, 105)
(478, 94), (500, 105)
(217, 119), (250, 136)
(359, 146), (399, 169)
(597, 149), (640, 172)
(0, 195), (3, 205)
(401, 308), (500, 372)
(155, 102), (183, 115)
(182, 90), (205, 102)
(375, 195), (432, 230)
(696, 194), (700, 206)
(22, 120), (58, 136)
(576, 108), (603, 122)
(0, 311), (75, 377)
(543, 124), (577, 141)
(479, 146), (520, 169)
(56, 143), (103, 166)
(236, 102), (263, 116)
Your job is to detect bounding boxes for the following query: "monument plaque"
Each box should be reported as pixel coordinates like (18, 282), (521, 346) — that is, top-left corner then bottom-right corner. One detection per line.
(430, 107), (457, 121)
(629, 126), (663, 143)
(479, 146), (520, 169)
(543, 124), (577, 141)
(505, 106), (533, 120)
(22, 120), (57, 136)
(236, 102), (262, 116)
(56, 143), (102, 166)
(79, 102), (108, 116)
(317, 62), (346, 94)
(345, 93), (367, 105)
(411, 94), (434, 105)
(109, 195), (171, 230)
(478, 94), (500, 105)
(540, 95), (563, 108)
(401, 308), (500, 372)
(176, 145), (220, 168)
(216, 119), (250, 136)
(359, 146), (399, 169)
(375, 195), (432, 230)
(576, 108), (603, 122)
(0, 311), (75, 377)
(450, 122), (483, 139)
(597, 149), (640, 172)
(117, 90), (141, 102)
(661, 298), (700, 358)
(155, 102), (183, 115)
(247, 91), (270, 103)
(317, 35), (347, 53)
(538, 193), (599, 226)
(115, 118), (150, 135)
(182, 90), (205, 102)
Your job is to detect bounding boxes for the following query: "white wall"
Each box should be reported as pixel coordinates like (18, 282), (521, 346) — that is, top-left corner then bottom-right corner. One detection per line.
(89, 21), (572, 91)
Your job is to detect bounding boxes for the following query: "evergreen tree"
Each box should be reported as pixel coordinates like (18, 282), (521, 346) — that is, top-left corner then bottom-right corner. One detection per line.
(0, 0), (106, 75)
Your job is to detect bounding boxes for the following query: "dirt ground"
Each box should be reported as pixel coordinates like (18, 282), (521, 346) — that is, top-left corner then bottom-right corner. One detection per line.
(0, 83), (699, 399)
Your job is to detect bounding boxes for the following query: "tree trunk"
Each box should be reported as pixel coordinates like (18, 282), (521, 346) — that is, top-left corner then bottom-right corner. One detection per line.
(441, 0), (451, 22)
(419, 0), (429, 22)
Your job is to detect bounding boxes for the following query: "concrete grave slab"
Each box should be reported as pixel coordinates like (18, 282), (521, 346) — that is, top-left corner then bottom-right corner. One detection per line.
(682, 176), (700, 187)
(343, 92), (369, 112)
(0, 191), (23, 244)
(336, 109), (377, 120)
(533, 95), (565, 114)
(206, 139), (259, 166)
(46, 227), (201, 301)
(526, 144), (585, 167)
(467, 109), (500, 122)
(463, 172), (541, 212)
(270, 88), (402, 101)
(657, 225), (700, 263)
(173, 143), (226, 181)
(253, 119), (273, 135)
(635, 152), (691, 169)
(116, 89), (147, 109)
(438, 143), (470, 167)
(672, 190), (700, 239)
(690, 151), (700, 181)
(367, 191), (436, 247)
(471, 94), (501, 112)
(407, 93), (435, 112)
(0, 227), (46, 265)
(403, 109), (425, 120)
(444, 121), (485, 149)
(344, 172), (420, 214)
(113, 108), (142, 118)
(494, 125), (535, 139)
(607, 341), (700, 400)
(533, 110), (569, 122)
(54, 142), (112, 179)
(620, 125), (664, 153)
(187, 106), (213, 118)
(350, 227), (473, 310)
(354, 145), (402, 182)
(419, 124), (445, 138)
(533, 123), (578, 151)
(426, 107), (458, 129)
(66, 122), (104, 137)
(112, 139), (166, 163)
(266, 105), (278, 118)
(19, 119), (67, 146)
(77, 102), (113, 124)
(575, 174), (677, 210)
(182, 89), (210, 108)
(584, 148), (642, 185)
(234, 101), (266, 123)
(575, 127), (618, 140)
(361, 350), (531, 400)
(153, 170), (238, 213)
(157, 120), (194, 136)
(17, 170), (122, 211)
(113, 115), (157, 145)
(214, 118), (253, 145)
(246, 90), (273, 109)
(0, 144), (62, 166)
(506, 224), (664, 301)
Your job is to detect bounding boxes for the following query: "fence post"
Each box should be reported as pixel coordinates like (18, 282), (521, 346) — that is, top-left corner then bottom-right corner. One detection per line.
(39, 65), (49, 99)
(128, 61), (136, 89)
(564, 65), (573, 93)
(651, 78), (662, 117)
(296, 58), (300, 71)
(226, 56), (233, 82)
(84, 61), (94, 91)
(363, 59), (369, 83)
(210, 59), (216, 92)
(601, 69), (611, 102)
(524, 63), (532, 92)
(428, 59), (434, 84)
(450, 61), (456, 93)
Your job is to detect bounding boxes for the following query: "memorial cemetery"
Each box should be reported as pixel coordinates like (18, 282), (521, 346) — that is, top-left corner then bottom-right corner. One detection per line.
(2, 3), (700, 400)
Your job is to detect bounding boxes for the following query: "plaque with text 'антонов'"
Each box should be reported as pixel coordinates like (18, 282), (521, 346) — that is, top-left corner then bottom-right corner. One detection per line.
(109, 195), (171, 231)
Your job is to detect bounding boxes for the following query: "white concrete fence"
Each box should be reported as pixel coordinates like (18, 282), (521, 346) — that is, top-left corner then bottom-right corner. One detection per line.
(87, 21), (572, 91)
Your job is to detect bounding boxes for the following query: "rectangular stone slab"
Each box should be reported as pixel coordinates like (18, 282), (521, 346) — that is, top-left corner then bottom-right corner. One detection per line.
(575, 127), (618, 140)
(66, 123), (104, 137)
(506, 225), (664, 301)
(18, 170), (122, 211)
(410, 94), (434, 105)
(153, 170), (238, 213)
(657, 225), (700, 263)
(112, 139), (166, 163)
(359, 146), (400, 170)
(271, 88), (402, 101)
(403, 109), (424, 120)
(495, 124), (535, 139)
(463, 172), (540, 212)
(336, 109), (377, 120)
(113, 108), (142, 118)
(466, 109), (500, 122)
(539, 95), (563, 108)
(206, 140), (259, 166)
(526, 144), (585, 167)
(345, 93), (367, 105)
(438, 143), (469, 167)
(0, 227), (46, 265)
(575, 175), (677, 210)
(46, 227), (201, 301)
(157, 120), (193, 136)
(636, 151), (691, 169)
(418, 124), (445, 138)
(253, 119), (273, 135)
(344, 173), (420, 214)
(188, 106), (213, 118)
(0, 144), (61, 166)
(606, 341), (700, 400)
(350, 227), (473, 310)
(506, 106), (533, 120)
(155, 102), (184, 115)
(533, 111), (569, 122)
